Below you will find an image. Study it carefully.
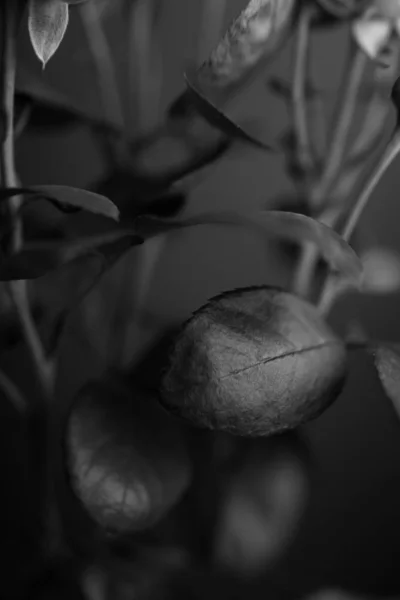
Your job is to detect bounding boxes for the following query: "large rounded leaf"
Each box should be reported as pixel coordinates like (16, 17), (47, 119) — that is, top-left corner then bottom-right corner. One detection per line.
(161, 286), (347, 437)
(65, 375), (192, 535)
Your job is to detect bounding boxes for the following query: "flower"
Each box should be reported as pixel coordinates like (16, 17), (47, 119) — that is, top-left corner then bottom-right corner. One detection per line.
(353, 0), (400, 59)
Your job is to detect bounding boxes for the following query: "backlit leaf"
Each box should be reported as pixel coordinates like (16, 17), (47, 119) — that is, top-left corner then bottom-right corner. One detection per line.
(196, 0), (296, 106)
(28, 0), (70, 67)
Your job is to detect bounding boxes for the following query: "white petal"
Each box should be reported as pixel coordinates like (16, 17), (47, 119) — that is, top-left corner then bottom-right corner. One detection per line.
(352, 16), (392, 59)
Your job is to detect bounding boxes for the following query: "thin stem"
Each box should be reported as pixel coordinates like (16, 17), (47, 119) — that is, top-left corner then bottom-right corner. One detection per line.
(0, 0), (54, 401)
(80, 1), (125, 162)
(128, 0), (163, 136)
(311, 40), (368, 208)
(292, 3), (315, 180)
(318, 132), (400, 314)
(292, 40), (368, 299)
(342, 134), (400, 243)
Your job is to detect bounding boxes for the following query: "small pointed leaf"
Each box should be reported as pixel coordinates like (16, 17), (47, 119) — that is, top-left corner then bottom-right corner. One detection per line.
(28, 0), (70, 67)
(0, 186), (120, 221)
(373, 344), (400, 420)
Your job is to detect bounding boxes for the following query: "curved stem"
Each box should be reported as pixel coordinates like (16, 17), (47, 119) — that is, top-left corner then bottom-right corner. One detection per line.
(0, 0), (54, 401)
(318, 132), (400, 314)
(80, 1), (125, 163)
(292, 39), (368, 300)
(311, 40), (368, 208)
(292, 3), (315, 180)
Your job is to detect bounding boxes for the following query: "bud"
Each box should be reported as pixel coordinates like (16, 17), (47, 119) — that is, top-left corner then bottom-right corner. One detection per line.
(161, 287), (347, 437)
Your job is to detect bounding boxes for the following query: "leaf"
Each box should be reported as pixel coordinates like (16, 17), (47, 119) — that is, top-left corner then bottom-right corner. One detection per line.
(360, 247), (400, 294)
(184, 67), (274, 151)
(65, 376), (192, 534)
(161, 286), (348, 436)
(373, 344), (400, 419)
(214, 433), (309, 573)
(195, 0), (297, 106)
(0, 231), (142, 281)
(28, 0), (70, 67)
(0, 186), (120, 221)
(135, 210), (363, 284)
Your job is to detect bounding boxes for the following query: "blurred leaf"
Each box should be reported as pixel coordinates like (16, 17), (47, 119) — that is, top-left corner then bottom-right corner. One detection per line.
(214, 433), (310, 573)
(360, 247), (400, 294)
(0, 186), (120, 221)
(28, 0), (70, 67)
(184, 67), (274, 151)
(65, 376), (192, 535)
(135, 210), (363, 283)
(195, 0), (297, 106)
(0, 231), (142, 281)
(373, 344), (400, 420)
(352, 8), (392, 60)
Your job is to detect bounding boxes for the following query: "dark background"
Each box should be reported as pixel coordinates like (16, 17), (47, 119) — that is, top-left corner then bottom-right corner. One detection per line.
(8, 0), (400, 594)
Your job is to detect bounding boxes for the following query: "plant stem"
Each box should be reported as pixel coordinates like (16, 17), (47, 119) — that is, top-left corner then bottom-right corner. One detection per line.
(80, 1), (125, 163)
(292, 40), (368, 299)
(311, 40), (368, 208)
(292, 3), (315, 182)
(318, 132), (400, 314)
(0, 0), (54, 401)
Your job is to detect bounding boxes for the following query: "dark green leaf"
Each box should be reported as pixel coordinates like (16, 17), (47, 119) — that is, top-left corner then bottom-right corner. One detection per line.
(184, 67), (274, 151)
(135, 210), (363, 283)
(0, 231), (142, 281)
(373, 344), (400, 420)
(65, 376), (192, 534)
(0, 186), (119, 221)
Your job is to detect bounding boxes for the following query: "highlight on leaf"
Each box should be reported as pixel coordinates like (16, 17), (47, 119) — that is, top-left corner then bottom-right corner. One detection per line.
(0, 186), (120, 221)
(65, 375), (192, 534)
(161, 286), (348, 436)
(373, 344), (400, 421)
(195, 0), (296, 106)
(28, 0), (70, 67)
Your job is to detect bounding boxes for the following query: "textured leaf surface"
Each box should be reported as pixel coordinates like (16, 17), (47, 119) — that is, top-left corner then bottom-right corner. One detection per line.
(65, 376), (192, 534)
(161, 286), (348, 436)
